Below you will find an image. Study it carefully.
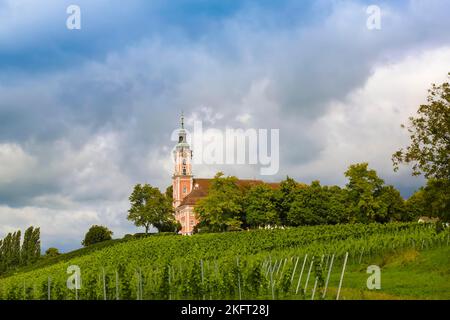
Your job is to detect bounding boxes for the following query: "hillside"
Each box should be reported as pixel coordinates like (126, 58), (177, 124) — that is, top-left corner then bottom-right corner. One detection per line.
(0, 223), (448, 300)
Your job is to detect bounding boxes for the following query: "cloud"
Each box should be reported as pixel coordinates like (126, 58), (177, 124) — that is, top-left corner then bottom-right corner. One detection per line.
(292, 47), (450, 194)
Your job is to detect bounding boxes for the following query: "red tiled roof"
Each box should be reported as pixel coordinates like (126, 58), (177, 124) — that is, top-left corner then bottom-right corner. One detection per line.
(178, 178), (280, 207)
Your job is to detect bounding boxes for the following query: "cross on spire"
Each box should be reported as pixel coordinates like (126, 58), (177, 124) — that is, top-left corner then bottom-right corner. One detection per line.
(181, 111), (184, 129)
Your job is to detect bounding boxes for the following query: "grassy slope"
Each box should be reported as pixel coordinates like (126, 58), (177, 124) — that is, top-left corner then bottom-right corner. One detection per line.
(2, 226), (449, 300)
(325, 247), (450, 300)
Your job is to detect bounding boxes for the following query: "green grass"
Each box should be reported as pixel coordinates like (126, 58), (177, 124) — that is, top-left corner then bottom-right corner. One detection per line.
(325, 246), (450, 300)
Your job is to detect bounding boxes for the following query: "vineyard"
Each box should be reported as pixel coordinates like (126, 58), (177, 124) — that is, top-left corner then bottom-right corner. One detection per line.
(0, 222), (448, 300)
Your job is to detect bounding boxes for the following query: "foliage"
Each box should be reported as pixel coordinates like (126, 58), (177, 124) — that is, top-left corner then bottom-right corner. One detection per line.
(82, 225), (113, 247)
(405, 189), (427, 221)
(275, 176), (304, 225)
(196, 165), (419, 231)
(21, 227), (41, 266)
(127, 184), (175, 234)
(45, 248), (61, 258)
(406, 179), (450, 222)
(345, 163), (387, 223)
(393, 73), (450, 180)
(244, 184), (279, 227)
(195, 172), (244, 232)
(0, 227), (40, 275)
(378, 185), (406, 223)
(421, 179), (450, 222)
(165, 185), (173, 202)
(288, 181), (351, 226)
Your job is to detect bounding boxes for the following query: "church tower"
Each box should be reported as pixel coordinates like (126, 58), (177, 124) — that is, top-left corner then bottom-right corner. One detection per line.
(172, 113), (193, 208)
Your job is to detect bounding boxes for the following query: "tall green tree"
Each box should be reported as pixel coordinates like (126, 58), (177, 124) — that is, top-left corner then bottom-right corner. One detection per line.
(31, 227), (41, 262)
(323, 185), (353, 224)
(392, 73), (450, 222)
(127, 184), (175, 234)
(421, 179), (450, 222)
(1, 233), (13, 271)
(392, 73), (450, 180)
(21, 227), (33, 266)
(244, 184), (279, 227)
(345, 163), (385, 223)
(195, 172), (244, 232)
(275, 176), (303, 225)
(405, 189), (426, 221)
(287, 181), (325, 226)
(0, 239), (4, 273)
(11, 231), (21, 268)
(165, 185), (173, 203)
(378, 185), (406, 222)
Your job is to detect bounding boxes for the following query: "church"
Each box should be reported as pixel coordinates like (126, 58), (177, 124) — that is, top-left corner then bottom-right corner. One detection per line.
(172, 115), (279, 235)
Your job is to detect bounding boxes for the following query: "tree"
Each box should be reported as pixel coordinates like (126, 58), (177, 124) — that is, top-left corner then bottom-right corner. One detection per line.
(11, 231), (21, 268)
(21, 226), (41, 266)
(82, 225), (113, 247)
(405, 189), (426, 221)
(31, 227), (41, 262)
(0, 233), (12, 272)
(345, 163), (385, 223)
(323, 185), (353, 224)
(421, 179), (450, 222)
(127, 184), (174, 234)
(392, 73), (450, 180)
(287, 183), (323, 226)
(195, 172), (244, 232)
(378, 185), (406, 223)
(244, 184), (279, 227)
(45, 247), (60, 257)
(165, 185), (173, 203)
(275, 176), (304, 225)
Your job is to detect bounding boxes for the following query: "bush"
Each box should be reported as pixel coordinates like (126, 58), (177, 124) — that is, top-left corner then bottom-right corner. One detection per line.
(45, 247), (60, 257)
(82, 225), (113, 247)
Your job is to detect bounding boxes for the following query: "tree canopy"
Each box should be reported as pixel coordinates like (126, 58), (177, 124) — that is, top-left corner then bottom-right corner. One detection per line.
(82, 225), (113, 247)
(195, 172), (244, 232)
(127, 183), (176, 234)
(393, 73), (450, 180)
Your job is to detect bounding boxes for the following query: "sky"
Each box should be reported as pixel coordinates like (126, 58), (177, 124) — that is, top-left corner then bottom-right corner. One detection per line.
(0, 0), (449, 252)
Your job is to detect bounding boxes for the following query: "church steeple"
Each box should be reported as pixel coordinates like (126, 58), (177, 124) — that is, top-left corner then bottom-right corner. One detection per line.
(172, 113), (193, 208)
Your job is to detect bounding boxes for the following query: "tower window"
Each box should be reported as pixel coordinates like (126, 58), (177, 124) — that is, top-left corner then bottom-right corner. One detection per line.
(183, 168), (187, 175)
(183, 186), (187, 194)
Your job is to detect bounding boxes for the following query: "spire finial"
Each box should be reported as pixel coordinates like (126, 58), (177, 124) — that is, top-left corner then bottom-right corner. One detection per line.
(181, 111), (184, 129)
